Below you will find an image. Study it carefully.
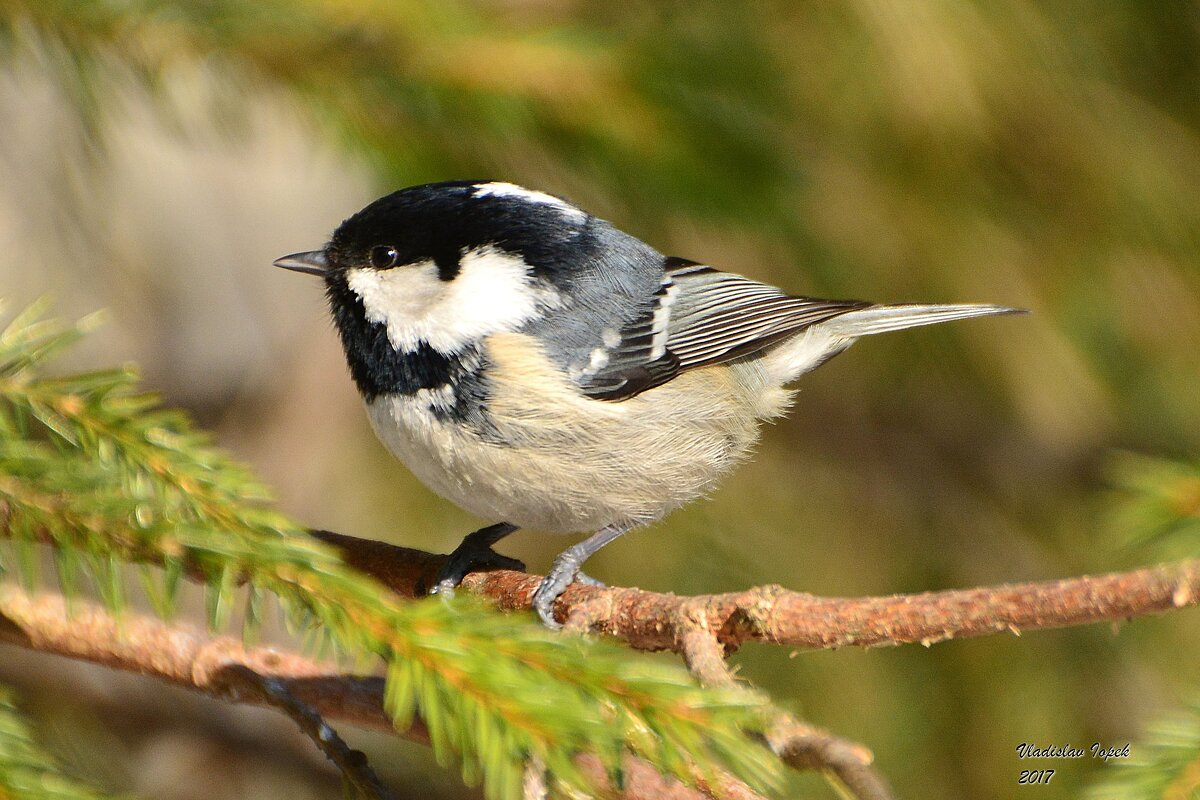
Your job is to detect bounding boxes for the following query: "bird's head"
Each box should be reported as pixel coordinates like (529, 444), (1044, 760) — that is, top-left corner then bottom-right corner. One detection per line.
(275, 180), (590, 355)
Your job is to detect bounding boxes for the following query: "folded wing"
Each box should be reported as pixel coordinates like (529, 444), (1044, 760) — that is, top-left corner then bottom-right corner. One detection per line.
(577, 258), (868, 400)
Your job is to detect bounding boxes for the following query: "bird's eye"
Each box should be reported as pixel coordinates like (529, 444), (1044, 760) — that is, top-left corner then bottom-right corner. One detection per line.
(369, 245), (399, 269)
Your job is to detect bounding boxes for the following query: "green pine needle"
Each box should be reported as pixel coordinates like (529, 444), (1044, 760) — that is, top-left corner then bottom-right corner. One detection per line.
(0, 685), (134, 800)
(1085, 696), (1200, 800)
(1107, 453), (1200, 562)
(0, 301), (783, 799)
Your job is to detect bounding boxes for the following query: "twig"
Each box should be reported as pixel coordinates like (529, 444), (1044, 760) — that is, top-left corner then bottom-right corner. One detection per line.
(765, 717), (892, 800)
(0, 584), (763, 800)
(672, 599), (894, 800)
(311, 530), (1200, 653)
(212, 664), (395, 800)
(675, 599), (738, 687)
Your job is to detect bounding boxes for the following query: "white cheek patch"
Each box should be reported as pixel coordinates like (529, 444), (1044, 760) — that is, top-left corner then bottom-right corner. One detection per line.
(347, 246), (558, 354)
(346, 260), (443, 349)
(472, 182), (585, 219)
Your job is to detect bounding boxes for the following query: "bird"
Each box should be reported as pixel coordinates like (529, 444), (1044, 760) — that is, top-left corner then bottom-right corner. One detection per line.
(275, 180), (1022, 627)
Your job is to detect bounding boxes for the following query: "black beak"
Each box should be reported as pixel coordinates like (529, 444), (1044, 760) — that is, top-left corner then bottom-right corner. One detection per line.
(273, 250), (328, 276)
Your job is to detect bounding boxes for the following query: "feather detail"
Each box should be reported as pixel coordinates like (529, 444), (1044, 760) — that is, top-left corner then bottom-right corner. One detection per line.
(574, 257), (1024, 402)
(818, 303), (1024, 337)
(577, 258), (866, 399)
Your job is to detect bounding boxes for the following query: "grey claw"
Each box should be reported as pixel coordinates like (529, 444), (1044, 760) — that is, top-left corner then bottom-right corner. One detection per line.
(435, 552), (524, 589)
(531, 556), (582, 628)
(531, 572), (603, 627)
(573, 571), (606, 587)
(532, 582), (563, 629)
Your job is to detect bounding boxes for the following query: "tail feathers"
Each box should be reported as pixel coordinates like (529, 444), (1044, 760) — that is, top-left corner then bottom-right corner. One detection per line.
(821, 303), (1025, 338)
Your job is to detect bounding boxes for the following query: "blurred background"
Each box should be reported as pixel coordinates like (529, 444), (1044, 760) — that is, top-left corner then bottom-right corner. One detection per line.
(1, 1), (1198, 798)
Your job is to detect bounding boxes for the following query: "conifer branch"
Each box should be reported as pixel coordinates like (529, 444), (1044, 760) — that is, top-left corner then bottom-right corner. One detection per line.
(314, 531), (1200, 800)
(6, 515), (1198, 800)
(0, 302), (783, 800)
(1083, 694), (1200, 800)
(0, 585), (766, 800)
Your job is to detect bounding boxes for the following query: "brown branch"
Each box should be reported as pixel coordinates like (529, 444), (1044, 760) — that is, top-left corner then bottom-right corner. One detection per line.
(0, 585), (762, 800)
(765, 717), (892, 800)
(6, 526), (1199, 800)
(213, 664), (395, 800)
(671, 598), (894, 800)
(0, 584), (393, 730)
(312, 531), (1200, 800)
(311, 530), (1200, 653)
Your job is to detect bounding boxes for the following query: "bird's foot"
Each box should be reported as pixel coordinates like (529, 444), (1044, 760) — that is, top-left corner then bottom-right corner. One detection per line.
(531, 555), (604, 628)
(532, 523), (630, 628)
(430, 523), (524, 597)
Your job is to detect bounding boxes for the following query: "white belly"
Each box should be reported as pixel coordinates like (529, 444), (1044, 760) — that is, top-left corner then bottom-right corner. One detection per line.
(366, 332), (793, 533)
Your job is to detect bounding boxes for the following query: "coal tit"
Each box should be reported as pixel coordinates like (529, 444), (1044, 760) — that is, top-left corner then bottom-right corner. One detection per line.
(275, 180), (1021, 627)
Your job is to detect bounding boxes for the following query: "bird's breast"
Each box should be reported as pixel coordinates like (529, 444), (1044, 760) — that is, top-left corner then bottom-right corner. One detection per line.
(366, 332), (789, 532)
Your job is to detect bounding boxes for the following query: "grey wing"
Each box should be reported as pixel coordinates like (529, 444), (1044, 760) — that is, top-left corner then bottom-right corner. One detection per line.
(578, 257), (869, 400)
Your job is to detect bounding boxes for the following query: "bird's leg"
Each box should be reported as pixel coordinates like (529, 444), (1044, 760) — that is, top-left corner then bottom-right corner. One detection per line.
(532, 522), (632, 628)
(431, 522), (523, 596)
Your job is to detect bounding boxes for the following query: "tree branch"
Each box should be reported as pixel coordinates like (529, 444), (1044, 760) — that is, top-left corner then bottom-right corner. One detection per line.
(6, 526), (1198, 800)
(212, 664), (396, 800)
(310, 531), (1200, 653)
(669, 597), (894, 800)
(308, 532), (1200, 800)
(0, 584), (763, 800)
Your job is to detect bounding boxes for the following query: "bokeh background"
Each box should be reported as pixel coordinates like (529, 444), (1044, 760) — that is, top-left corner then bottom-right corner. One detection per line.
(2, 2), (1199, 798)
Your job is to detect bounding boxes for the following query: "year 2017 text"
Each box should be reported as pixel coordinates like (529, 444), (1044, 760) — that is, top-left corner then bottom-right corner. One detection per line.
(1018, 769), (1055, 785)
